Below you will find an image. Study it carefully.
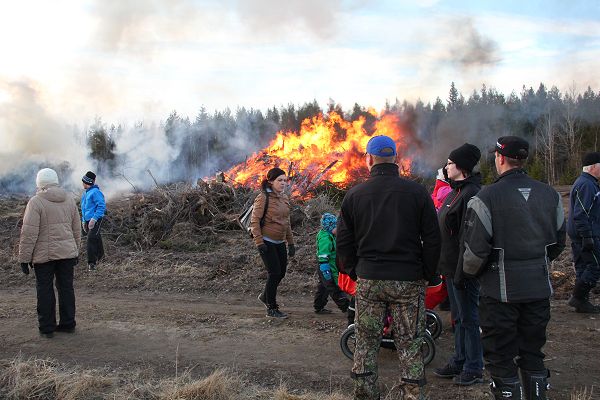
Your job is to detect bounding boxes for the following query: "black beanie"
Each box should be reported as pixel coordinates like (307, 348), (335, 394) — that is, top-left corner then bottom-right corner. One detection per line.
(448, 143), (481, 173)
(82, 171), (96, 185)
(582, 152), (600, 167)
(266, 167), (286, 181)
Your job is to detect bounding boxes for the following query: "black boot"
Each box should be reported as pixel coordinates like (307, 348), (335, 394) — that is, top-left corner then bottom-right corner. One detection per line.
(520, 369), (549, 400)
(568, 281), (600, 313)
(490, 376), (523, 399)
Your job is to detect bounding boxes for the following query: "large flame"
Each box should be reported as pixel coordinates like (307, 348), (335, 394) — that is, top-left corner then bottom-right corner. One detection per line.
(225, 110), (415, 194)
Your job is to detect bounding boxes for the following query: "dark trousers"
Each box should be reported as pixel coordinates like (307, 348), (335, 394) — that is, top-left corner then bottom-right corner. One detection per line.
(84, 217), (104, 264)
(447, 279), (483, 373)
(479, 296), (550, 378)
(571, 239), (600, 286)
(313, 266), (349, 312)
(259, 241), (287, 309)
(34, 258), (77, 333)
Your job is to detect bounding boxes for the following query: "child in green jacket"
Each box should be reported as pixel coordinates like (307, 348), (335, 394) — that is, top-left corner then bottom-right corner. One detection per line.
(313, 213), (350, 314)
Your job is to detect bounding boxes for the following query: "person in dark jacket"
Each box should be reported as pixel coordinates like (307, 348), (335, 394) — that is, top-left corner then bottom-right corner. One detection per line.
(251, 167), (295, 319)
(81, 171), (106, 271)
(462, 136), (566, 400)
(566, 152), (600, 314)
(433, 143), (484, 386)
(337, 135), (441, 400)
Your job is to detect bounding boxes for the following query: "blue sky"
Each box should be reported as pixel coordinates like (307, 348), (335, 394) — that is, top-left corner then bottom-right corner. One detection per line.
(0, 0), (599, 128)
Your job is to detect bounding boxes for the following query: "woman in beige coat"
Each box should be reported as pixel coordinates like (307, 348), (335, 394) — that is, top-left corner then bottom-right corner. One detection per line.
(19, 168), (81, 338)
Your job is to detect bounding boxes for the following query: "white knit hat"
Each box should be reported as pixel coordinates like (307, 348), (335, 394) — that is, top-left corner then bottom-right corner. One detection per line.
(36, 168), (59, 188)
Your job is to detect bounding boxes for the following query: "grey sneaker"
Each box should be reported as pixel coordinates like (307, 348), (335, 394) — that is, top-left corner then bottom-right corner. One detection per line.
(315, 308), (333, 314)
(88, 263), (96, 271)
(266, 308), (288, 319)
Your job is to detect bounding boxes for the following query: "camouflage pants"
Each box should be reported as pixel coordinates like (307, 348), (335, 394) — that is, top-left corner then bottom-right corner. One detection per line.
(352, 278), (426, 400)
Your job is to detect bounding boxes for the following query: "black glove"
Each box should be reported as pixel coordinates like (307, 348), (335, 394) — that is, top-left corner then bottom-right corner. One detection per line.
(257, 244), (268, 255)
(20, 263), (30, 275)
(288, 244), (296, 257)
(583, 236), (595, 252)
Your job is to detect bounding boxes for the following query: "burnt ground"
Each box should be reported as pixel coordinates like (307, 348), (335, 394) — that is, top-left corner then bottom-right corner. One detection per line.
(1, 192), (599, 399)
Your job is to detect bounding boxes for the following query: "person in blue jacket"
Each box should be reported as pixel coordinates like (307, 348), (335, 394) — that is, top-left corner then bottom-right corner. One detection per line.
(567, 152), (600, 313)
(81, 171), (106, 271)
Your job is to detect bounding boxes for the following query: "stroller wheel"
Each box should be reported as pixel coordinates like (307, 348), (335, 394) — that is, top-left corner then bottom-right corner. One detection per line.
(340, 324), (356, 360)
(422, 332), (436, 366)
(426, 310), (443, 340)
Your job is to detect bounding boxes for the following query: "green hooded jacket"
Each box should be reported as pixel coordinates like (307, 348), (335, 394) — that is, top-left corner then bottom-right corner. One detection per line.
(316, 229), (339, 284)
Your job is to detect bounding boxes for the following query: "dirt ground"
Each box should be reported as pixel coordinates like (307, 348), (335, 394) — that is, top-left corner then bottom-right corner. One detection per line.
(1, 192), (599, 399)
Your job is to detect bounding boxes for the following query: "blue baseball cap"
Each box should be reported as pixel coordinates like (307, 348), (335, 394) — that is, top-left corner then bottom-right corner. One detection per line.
(366, 135), (397, 157)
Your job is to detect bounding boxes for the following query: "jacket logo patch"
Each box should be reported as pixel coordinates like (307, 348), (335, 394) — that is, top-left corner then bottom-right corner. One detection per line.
(518, 188), (531, 201)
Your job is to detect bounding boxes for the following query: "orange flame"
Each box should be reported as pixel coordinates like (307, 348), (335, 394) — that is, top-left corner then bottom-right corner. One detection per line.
(225, 110), (415, 194)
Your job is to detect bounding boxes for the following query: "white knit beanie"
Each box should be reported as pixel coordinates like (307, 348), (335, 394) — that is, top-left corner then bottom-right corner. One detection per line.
(36, 168), (59, 188)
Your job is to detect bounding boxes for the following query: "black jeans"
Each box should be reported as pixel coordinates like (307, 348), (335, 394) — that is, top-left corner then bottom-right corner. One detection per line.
(313, 265), (349, 312)
(34, 258), (77, 333)
(84, 217), (104, 264)
(259, 241), (287, 309)
(479, 296), (550, 378)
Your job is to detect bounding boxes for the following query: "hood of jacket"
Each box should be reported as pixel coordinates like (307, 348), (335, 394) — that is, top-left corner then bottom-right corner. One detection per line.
(37, 185), (67, 203)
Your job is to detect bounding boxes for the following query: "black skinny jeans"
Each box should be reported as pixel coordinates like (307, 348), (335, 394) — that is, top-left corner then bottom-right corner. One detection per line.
(34, 258), (77, 333)
(259, 241), (287, 309)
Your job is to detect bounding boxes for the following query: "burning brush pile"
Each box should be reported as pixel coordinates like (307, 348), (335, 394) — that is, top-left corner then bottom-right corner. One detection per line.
(105, 110), (421, 250)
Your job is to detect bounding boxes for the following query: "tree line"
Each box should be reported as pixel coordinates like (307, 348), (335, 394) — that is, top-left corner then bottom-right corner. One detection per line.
(87, 83), (600, 186)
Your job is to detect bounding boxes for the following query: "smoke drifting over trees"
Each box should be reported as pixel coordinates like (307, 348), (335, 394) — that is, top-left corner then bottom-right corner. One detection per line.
(1, 82), (600, 194)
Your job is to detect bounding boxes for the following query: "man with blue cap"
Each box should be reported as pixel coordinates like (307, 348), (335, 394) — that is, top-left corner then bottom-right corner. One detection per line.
(337, 135), (441, 400)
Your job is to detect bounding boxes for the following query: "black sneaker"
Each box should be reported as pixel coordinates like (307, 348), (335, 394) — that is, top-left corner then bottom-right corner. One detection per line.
(258, 293), (268, 309)
(266, 308), (288, 319)
(56, 325), (76, 333)
(434, 363), (462, 378)
(88, 263), (96, 271)
(315, 308), (333, 314)
(453, 371), (484, 386)
(39, 331), (54, 338)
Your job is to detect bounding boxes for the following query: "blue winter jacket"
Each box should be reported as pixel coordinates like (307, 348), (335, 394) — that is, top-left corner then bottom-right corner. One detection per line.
(81, 185), (106, 222)
(567, 172), (600, 239)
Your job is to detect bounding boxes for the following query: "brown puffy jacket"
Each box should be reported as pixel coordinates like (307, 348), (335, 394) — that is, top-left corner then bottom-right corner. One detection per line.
(19, 186), (81, 264)
(250, 190), (294, 247)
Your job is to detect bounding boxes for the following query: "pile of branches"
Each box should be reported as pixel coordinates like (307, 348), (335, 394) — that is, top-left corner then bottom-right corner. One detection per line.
(105, 179), (254, 250)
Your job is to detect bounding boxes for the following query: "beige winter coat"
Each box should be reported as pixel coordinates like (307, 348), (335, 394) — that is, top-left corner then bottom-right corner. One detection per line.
(19, 185), (81, 264)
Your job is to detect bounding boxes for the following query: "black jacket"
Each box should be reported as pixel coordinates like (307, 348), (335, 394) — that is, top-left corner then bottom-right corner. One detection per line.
(336, 163), (441, 282)
(437, 173), (482, 283)
(462, 169), (566, 302)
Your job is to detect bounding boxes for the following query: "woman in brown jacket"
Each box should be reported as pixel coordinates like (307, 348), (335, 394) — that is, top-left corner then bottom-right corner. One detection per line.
(18, 168), (81, 338)
(251, 167), (295, 319)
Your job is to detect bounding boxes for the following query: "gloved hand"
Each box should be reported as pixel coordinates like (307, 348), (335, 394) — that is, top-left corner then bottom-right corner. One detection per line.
(288, 244), (296, 257)
(320, 263), (332, 281)
(583, 236), (595, 252)
(82, 221), (88, 233)
(88, 218), (96, 230)
(257, 244), (268, 255)
(20, 263), (30, 275)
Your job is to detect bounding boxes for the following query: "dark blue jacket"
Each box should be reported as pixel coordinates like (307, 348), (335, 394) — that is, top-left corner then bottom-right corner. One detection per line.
(81, 185), (106, 222)
(567, 172), (600, 239)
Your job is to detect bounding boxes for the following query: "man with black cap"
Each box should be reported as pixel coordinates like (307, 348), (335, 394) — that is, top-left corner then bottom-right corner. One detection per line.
(81, 171), (106, 271)
(337, 135), (441, 400)
(567, 152), (600, 314)
(461, 136), (565, 400)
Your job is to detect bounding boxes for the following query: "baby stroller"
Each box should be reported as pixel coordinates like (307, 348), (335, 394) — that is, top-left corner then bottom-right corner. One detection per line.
(338, 273), (444, 364)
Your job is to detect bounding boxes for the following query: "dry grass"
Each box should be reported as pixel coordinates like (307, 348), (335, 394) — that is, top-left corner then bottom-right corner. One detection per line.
(571, 386), (595, 400)
(0, 356), (348, 400)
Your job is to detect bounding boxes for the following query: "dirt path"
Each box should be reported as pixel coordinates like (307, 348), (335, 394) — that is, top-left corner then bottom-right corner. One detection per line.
(1, 287), (599, 399)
